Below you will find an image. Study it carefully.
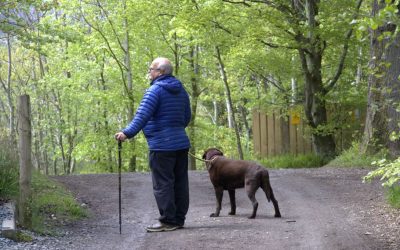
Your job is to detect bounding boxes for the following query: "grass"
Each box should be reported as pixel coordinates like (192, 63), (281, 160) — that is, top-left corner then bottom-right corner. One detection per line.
(326, 142), (387, 168)
(0, 143), (19, 199)
(386, 185), (400, 209)
(259, 153), (327, 169)
(30, 171), (88, 235)
(0, 138), (87, 235)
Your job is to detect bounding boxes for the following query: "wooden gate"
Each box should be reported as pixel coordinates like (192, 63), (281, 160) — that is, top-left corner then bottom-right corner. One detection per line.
(252, 110), (313, 157)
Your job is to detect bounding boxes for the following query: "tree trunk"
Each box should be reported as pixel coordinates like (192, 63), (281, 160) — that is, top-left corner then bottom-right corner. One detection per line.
(215, 46), (244, 159)
(238, 78), (251, 151)
(297, 0), (336, 158)
(225, 97), (234, 128)
(384, 31), (400, 157)
(53, 158), (58, 176)
(123, 3), (136, 172)
(188, 46), (201, 170)
(59, 133), (67, 174)
(32, 57), (41, 172)
(69, 158), (76, 174)
(6, 34), (16, 149)
(99, 55), (114, 172)
(361, 0), (400, 157)
(213, 100), (219, 125)
(18, 95), (32, 228)
(173, 32), (180, 76)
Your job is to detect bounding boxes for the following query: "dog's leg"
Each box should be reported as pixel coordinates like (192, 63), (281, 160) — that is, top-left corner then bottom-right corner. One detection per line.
(245, 184), (258, 219)
(228, 189), (236, 215)
(269, 189), (281, 218)
(210, 186), (223, 217)
(262, 177), (281, 218)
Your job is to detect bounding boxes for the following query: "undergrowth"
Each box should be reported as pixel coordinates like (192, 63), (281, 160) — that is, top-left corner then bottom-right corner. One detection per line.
(0, 141), (19, 199)
(0, 136), (87, 235)
(326, 142), (386, 168)
(386, 185), (400, 208)
(31, 171), (88, 235)
(260, 153), (327, 169)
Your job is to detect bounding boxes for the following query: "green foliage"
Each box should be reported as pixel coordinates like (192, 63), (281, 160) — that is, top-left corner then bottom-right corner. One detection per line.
(0, 138), (19, 199)
(327, 141), (387, 168)
(12, 231), (33, 243)
(260, 154), (327, 169)
(30, 171), (88, 235)
(364, 158), (400, 188)
(192, 118), (249, 159)
(386, 185), (400, 208)
(0, 0), (373, 174)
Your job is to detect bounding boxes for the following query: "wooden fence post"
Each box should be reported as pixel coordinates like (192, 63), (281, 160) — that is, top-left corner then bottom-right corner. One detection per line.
(252, 110), (261, 156)
(260, 112), (268, 157)
(18, 94), (32, 228)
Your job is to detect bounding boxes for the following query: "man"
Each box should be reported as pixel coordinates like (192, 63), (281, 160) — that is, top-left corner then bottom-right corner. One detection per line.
(115, 57), (191, 232)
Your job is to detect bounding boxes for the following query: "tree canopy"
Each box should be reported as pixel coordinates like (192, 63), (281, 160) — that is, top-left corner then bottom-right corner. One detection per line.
(0, 0), (399, 175)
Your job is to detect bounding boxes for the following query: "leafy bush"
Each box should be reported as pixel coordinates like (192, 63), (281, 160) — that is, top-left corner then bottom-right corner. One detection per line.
(326, 141), (386, 168)
(364, 158), (400, 187)
(1, 135), (87, 234)
(0, 139), (19, 199)
(260, 153), (327, 169)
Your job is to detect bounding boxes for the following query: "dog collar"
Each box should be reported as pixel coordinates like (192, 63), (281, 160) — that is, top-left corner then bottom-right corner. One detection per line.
(206, 155), (220, 171)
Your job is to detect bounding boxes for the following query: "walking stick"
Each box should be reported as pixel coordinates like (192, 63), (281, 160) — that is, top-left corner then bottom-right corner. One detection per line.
(118, 140), (122, 234)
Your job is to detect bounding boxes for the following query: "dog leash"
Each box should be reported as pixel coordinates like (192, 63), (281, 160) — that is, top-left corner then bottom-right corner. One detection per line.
(188, 151), (212, 163)
(188, 151), (219, 171)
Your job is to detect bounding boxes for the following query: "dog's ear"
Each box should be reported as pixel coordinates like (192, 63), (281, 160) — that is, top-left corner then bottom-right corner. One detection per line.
(216, 149), (223, 156)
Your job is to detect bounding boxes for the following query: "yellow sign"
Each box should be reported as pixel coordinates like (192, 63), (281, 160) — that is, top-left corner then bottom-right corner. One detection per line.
(291, 112), (301, 125)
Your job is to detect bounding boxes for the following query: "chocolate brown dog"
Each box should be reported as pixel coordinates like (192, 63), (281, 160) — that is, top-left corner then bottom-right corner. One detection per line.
(202, 148), (281, 219)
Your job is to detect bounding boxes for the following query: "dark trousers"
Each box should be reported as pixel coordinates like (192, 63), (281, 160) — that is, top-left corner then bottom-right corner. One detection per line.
(149, 149), (189, 226)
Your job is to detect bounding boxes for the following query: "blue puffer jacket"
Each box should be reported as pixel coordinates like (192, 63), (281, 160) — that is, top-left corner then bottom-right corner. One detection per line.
(122, 75), (191, 151)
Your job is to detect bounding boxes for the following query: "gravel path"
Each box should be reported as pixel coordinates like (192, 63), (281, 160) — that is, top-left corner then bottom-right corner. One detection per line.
(1, 168), (399, 250)
(0, 200), (15, 248)
(0, 201), (13, 225)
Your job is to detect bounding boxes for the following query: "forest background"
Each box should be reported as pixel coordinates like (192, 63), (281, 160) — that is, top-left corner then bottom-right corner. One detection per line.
(0, 0), (400, 189)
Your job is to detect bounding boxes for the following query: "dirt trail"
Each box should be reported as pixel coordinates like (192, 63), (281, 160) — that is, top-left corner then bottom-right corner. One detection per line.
(7, 168), (400, 250)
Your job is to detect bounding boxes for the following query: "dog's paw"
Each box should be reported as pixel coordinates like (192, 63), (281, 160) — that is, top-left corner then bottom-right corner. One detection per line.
(248, 215), (256, 219)
(275, 213), (281, 218)
(210, 213), (219, 217)
(228, 211), (236, 215)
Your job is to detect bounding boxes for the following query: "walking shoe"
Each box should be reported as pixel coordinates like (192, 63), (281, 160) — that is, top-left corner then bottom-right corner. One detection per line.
(146, 222), (179, 232)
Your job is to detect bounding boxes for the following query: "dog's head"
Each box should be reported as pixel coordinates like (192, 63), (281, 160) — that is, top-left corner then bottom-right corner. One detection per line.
(202, 148), (224, 161)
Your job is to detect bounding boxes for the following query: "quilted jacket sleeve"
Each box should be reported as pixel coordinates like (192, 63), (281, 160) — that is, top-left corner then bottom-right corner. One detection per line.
(122, 86), (159, 138)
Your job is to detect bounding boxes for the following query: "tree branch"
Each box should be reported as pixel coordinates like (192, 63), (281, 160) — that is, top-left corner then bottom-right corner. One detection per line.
(222, 0), (251, 7)
(258, 38), (300, 50)
(325, 0), (364, 92)
(155, 21), (177, 55)
(95, 0), (127, 54)
(248, 66), (284, 92)
(223, 0), (294, 16)
(79, 1), (133, 101)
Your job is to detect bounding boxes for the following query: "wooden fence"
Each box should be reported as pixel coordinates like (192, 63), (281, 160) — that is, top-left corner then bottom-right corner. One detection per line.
(252, 110), (313, 157)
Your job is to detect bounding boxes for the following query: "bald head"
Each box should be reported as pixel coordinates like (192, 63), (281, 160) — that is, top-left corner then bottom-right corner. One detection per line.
(151, 57), (173, 75)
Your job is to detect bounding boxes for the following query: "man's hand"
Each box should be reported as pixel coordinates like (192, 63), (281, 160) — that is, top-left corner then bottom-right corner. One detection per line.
(115, 132), (127, 142)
